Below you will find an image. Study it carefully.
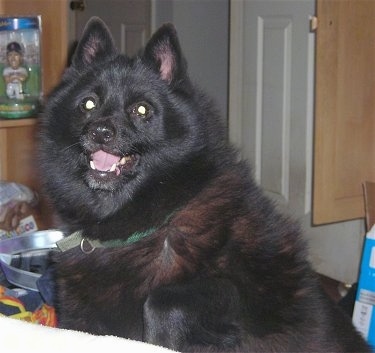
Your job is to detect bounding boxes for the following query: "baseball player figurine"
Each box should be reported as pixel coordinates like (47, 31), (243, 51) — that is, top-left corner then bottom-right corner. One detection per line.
(2, 42), (28, 100)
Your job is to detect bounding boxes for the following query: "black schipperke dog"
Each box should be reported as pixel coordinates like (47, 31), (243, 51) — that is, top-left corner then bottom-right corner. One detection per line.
(38, 17), (370, 352)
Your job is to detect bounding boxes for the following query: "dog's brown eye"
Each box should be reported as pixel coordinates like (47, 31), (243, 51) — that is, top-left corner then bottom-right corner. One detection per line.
(81, 96), (97, 111)
(129, 102), (153, 120)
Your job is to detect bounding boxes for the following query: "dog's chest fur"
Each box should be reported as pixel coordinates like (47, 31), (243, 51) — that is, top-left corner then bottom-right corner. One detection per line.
(53, 171), (243, 335)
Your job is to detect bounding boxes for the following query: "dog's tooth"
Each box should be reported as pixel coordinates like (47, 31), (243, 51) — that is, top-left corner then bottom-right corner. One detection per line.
(109, 163), (117, 172)
(90, 161), (96, 170)
(120, 155), (132, 165)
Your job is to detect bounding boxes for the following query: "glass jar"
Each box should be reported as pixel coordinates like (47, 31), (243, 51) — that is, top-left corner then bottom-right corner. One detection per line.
(0, 16), (42, 119)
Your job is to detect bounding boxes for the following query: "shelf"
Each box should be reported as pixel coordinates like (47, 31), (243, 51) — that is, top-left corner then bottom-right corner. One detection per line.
(0, 118), (38, 128)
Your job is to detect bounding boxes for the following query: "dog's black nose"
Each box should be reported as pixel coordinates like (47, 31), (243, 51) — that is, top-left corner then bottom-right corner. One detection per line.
(88, 122), (116, 144)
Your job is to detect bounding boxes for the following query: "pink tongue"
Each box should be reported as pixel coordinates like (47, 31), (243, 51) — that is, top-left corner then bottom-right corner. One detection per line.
(91, 150), (120, 171)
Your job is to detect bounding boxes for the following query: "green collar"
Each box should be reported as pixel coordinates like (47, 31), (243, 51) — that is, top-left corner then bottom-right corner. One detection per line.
(56, 211), (177, 253)
(57, 227), (156, 253)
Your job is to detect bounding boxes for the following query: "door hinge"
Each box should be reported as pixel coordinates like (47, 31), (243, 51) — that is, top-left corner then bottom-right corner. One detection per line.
(70, 1), (85, 11)
(310, 16), (318, 32)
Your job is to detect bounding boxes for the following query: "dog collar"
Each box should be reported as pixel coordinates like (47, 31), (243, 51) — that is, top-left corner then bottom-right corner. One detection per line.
(56, 210), (177, 254)
(56, 228), (156, 254)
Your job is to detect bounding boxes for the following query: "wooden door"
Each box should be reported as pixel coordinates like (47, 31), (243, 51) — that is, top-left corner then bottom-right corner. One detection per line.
(313, 0), (375, 225)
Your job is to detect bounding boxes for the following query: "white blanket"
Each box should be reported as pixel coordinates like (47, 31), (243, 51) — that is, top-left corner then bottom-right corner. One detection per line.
(0, 316), (176, 352)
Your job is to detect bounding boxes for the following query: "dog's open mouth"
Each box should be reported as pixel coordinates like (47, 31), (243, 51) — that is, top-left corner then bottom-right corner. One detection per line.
(89, 150), (138, 176)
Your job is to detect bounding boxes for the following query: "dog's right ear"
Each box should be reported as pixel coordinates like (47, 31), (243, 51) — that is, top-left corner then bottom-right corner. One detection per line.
(71, 17), (117, 71)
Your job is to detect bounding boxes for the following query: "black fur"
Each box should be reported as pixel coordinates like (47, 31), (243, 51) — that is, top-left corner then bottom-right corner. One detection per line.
(38, 17), (371, 352)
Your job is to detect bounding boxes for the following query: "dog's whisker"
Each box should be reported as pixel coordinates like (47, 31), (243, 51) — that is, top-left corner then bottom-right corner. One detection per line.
(60, 142), (80, 153)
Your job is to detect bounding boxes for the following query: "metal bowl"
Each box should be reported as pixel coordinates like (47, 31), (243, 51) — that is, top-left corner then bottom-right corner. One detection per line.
(0, 230), (64, 291)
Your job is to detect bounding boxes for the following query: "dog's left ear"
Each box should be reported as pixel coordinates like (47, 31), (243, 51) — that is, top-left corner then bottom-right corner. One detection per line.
(71, 17), (117, 71)
(144, 24), (187, 85)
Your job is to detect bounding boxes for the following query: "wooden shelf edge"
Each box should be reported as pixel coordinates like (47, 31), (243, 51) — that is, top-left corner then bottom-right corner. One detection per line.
(0, 117), (38, 128)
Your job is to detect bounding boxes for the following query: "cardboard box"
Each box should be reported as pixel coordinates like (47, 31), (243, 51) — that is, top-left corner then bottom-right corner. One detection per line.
(0, 214), (38, 240)
(353, 225), (375, 349)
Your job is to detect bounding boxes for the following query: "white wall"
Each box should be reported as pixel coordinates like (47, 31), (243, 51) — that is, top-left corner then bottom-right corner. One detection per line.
(152, 0), (229, 122)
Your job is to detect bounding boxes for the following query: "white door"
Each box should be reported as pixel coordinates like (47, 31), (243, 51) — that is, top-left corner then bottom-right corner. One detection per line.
(229, 0), (365, 284)
(70, 0), (150, 57)
(230, 0), (315, 216)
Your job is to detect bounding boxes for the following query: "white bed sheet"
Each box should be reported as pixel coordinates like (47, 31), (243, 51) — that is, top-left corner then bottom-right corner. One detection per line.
(0, 316), (176, 352)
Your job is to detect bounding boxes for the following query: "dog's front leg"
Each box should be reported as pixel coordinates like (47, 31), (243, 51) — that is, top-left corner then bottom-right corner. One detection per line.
(143, 278), (243, 352)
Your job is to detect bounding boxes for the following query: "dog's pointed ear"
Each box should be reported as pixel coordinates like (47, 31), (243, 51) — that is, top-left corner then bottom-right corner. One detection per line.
(144, 24), (187, 85)
(71, 17), (117, 70)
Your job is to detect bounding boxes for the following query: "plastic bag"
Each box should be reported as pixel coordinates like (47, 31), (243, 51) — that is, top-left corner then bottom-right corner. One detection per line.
(0, 182), (38, 233)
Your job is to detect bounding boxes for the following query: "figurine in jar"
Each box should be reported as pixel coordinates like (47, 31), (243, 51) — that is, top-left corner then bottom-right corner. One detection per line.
(2, 42), (28, 100)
